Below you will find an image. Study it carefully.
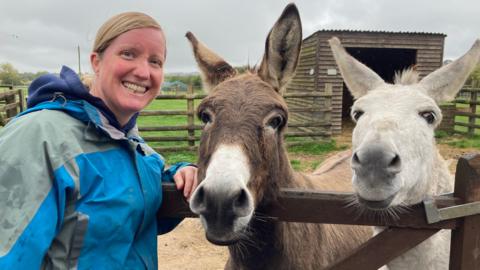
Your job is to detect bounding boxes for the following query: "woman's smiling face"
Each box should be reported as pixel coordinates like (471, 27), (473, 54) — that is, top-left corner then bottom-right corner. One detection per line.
(90, 27), (165, 125)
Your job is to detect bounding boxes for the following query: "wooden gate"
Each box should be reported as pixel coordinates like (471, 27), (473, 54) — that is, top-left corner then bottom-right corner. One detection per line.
(158, 153), (480, 269)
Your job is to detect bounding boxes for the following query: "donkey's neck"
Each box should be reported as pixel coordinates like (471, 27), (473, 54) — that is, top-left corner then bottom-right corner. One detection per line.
(430, 150), (454, 194)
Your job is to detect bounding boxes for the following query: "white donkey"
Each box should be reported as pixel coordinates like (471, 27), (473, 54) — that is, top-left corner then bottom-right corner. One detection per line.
(329, 37), (480, 270)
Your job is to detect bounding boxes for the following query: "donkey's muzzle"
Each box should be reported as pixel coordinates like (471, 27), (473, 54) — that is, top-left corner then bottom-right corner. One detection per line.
(190, 184), (254, 245)
(352, 144), (402, 182)
(190, 186), (252, 217)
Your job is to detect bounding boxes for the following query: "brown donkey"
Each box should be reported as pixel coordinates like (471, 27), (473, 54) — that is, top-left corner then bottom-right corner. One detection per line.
(188, 4), (370, 269)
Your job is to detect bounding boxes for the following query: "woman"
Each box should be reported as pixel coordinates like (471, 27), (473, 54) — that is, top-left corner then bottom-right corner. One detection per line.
(0, 12), (198, 269)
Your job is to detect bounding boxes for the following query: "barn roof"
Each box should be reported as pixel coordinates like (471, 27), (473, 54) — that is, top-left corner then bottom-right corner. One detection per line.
(305, 29), (446, 40)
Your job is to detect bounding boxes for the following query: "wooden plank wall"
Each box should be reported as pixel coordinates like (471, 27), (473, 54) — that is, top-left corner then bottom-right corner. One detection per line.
(287, 31), (445, 135)
(285, 34), (332, 138)
(0, 87), (24, 126)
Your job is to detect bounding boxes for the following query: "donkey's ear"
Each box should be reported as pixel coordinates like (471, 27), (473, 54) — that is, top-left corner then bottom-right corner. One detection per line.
(419, 39), (480, 103)
(257, 3), (302, 93)
(186, 31), (237, 93)
(329, 37), (384, 99)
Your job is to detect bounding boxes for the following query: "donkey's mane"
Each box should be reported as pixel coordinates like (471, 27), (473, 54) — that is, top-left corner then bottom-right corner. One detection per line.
(393, 67), (420, 85)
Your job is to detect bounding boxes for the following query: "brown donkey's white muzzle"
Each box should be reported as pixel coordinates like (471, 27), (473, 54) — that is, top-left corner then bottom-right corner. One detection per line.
(189, 144), (254, 245)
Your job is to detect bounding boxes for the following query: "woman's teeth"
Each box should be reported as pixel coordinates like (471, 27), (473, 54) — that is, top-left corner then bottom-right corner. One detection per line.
(123, 82), (148, 94)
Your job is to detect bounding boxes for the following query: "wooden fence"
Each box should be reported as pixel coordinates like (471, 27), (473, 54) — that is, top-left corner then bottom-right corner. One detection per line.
(141, 86), (332, 152)
(0, 85), (25, 126)
(2, 83), (477, 142)
(158, 153), (480, 269)
(454, 86), (479, 135)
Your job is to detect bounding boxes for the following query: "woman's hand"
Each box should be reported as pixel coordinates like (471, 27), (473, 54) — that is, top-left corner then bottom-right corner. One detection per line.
(173, 166), (198, 200)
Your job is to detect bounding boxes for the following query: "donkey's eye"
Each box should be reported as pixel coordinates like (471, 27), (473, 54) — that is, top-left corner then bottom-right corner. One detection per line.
(352, 110), (364, 121)
(267, 116), (284, 129)
(199, 111), (212, 124)
(420, 111), (436, 124)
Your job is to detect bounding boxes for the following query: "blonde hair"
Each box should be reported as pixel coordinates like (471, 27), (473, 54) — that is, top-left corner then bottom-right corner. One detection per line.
(93, 11), (164, 55)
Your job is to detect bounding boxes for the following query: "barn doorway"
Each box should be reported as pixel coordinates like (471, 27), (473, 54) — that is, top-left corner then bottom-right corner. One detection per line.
(341, 48), (417, 122)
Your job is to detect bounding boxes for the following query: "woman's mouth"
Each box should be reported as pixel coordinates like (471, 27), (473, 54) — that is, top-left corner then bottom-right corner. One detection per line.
(123, 81), (149, 94)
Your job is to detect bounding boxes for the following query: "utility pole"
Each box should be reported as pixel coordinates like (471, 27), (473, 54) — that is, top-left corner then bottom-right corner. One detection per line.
(77, 45), (81, 75)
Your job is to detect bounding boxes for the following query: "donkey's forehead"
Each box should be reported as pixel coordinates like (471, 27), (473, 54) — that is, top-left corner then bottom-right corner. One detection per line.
(354, 84), (437, 110)
(204, 74), (287, 108)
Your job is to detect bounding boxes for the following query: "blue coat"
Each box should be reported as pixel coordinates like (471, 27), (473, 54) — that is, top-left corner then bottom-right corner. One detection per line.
(0, 67), (188, 269)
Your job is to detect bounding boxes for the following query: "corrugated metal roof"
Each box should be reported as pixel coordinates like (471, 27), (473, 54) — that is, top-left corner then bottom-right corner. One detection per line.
(305, 29), (446, 40)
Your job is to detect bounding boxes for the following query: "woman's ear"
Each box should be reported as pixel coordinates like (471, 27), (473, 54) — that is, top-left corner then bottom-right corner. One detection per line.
(90, 52), (101, 75)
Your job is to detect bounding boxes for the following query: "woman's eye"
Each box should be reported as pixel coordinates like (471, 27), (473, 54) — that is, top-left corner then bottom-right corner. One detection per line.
(199, 111), (212, 124)
(420, 111), (436, 124)
(150, 58), (163, 67)
(267, 116), (284, 129)
(120, 50), (134, 59)
(352, 110), (364, 121)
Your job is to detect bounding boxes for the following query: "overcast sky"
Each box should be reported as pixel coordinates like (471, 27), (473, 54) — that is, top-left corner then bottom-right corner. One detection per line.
(0, 0), (479, 74)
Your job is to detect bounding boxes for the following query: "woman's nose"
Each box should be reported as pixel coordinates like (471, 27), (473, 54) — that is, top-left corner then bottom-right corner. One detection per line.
(132, 60), (150, 80)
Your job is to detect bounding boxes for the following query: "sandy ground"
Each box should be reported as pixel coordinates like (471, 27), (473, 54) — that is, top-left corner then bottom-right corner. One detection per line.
(156, 130), (478, 269)
(157, 219), (228, 270)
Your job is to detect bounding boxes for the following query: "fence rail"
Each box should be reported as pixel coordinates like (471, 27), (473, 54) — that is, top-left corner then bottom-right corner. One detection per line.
(158, 153), (480, 269)
(454, 86), (479, 135)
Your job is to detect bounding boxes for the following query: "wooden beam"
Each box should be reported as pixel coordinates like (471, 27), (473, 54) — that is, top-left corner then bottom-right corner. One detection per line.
(155, 94), (206, 100)
(326, 228), (439, 270)
(153, 146), (198, 152)
(140, 110), (192, 116)
(157, 183), (459, 229)
(139, 125), (203, 132)
(143, 136), (200, 142)
(158, 183), (197, 219)
(450, 153), (480, 269)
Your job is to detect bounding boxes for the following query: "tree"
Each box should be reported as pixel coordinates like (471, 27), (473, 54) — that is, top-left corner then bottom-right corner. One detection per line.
(0, 63), (22, 85)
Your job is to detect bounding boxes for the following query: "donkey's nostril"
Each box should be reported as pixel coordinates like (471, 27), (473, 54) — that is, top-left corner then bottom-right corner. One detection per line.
(190, 186), (207, 214)
(388, 154), (402, 172)
(389, 155), (400, 167)
(234, 189), (248, 208)
(352, 153), (361, 165)
(232, 188), (251, 217)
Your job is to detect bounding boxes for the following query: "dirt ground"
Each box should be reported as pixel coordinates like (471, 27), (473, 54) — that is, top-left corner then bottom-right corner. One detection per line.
(157, 218), (228, 270)
(157, 131), (478, 269)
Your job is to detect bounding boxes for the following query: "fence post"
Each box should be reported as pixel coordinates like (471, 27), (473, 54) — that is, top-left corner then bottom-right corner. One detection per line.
(5, 85), (18, 119)
(187, 85), (195, 148)
(449, 153), (480, 269)
(468, 91), (477, 135)
(17, 88), (25, 112)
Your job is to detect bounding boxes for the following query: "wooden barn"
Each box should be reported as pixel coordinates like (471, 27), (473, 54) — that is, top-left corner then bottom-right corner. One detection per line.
(286, 30), (446, 135)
